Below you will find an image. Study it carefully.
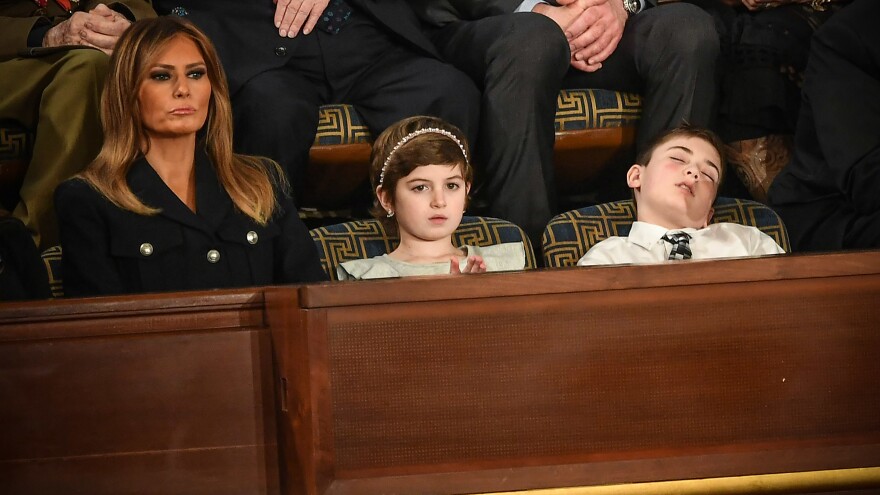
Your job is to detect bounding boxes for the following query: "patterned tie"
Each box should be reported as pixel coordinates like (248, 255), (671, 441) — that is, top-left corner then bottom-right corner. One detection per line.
(661, 232), (693, 261)
(316, 0), (353, 35)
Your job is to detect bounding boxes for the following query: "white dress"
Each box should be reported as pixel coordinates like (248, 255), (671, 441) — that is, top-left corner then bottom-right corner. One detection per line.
(337, 242), (526, 280)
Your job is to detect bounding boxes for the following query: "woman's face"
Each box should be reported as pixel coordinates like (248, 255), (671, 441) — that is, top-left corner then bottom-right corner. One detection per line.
(138, 35), (211, 140)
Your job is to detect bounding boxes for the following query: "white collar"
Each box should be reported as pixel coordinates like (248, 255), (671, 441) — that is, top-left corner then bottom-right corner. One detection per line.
(628, 221), (699, 250)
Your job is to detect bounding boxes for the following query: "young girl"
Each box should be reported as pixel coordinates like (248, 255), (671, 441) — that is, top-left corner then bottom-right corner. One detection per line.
(337, 116), (526, 280)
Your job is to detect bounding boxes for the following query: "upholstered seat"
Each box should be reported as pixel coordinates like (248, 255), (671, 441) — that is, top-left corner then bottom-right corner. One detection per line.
(541, 197), (790, 268)
(0, 121), (32, 211)
(310, 216), (536, 280)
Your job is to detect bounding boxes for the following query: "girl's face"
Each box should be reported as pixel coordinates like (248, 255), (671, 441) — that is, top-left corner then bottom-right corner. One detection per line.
(380, 163), (469, 243)
(138, 35), (211, 141)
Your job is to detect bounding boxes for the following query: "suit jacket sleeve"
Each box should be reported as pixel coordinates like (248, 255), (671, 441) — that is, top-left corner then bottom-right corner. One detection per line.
(55, 179), (127, 297)
(0, 0), (154, 61)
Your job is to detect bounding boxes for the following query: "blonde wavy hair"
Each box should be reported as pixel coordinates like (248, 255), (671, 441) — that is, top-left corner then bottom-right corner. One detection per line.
(80, 16), (283, 225)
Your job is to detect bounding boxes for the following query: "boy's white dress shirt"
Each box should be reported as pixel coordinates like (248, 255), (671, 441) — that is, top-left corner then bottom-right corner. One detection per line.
(577, 221), (785, 266)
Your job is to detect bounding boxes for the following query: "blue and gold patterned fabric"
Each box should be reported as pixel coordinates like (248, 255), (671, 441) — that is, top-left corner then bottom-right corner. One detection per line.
(310, 216), (536, 280)
(311, 90), (643, 146)
(313, 104), (371, 146)
(555, 89), (642, 131)
(41, 246), (64, 298)
(0, 122), (32, 161)
(0, 121), (32, 208)
(542, 197), (790, 268)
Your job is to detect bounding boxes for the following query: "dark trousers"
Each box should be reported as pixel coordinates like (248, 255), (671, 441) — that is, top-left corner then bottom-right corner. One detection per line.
(428, 4), (718, 245)
(231, 12), (480, 202)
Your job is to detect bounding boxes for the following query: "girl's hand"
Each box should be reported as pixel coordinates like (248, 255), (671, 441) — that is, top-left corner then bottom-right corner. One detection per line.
(450, 255), (486, 274)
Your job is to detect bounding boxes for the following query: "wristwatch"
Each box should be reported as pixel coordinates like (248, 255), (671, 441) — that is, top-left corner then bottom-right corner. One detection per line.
(810, 0), (830, 11)
(623, 0), (641, 15)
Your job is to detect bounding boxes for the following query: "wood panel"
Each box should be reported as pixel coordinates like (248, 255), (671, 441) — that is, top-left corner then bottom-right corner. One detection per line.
(275, 251), (880, 495)
(0, 289), (281, 495)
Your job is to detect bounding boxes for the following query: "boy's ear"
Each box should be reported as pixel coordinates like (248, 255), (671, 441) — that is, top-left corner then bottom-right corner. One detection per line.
(626, 164), (643, 189)
(702, 206), (715, 229)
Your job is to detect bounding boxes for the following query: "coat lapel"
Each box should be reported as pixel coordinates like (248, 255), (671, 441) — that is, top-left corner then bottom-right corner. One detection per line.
(193, 149), (233, 232)
(127, 152), (228, 235)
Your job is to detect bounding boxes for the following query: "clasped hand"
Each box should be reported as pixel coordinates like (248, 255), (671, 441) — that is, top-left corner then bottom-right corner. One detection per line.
(535, 0), (628, 72)
(43, 3), (130, 55)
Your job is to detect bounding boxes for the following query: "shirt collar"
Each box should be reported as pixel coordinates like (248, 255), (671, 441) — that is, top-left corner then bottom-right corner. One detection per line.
(629, 221), (699, 249)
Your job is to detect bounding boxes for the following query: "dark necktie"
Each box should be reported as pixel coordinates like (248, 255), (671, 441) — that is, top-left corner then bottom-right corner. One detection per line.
(661, 232), (692, 260)
(316, 0), (353, 35)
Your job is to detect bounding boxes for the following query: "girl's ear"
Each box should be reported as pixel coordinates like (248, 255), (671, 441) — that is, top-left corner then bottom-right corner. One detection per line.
(466, 182), (471, 195)
(376, 185), (392, 211)
(626, 164), (643, 189)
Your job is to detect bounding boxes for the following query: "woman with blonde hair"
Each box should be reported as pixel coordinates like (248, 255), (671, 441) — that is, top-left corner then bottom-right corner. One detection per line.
(55, 16), (326, 296)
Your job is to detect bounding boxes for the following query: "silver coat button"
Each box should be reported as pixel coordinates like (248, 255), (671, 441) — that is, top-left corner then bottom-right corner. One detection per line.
(246, 230), (258, 244)
(207, 249), (220, 263)
(139, 243), (153, 256)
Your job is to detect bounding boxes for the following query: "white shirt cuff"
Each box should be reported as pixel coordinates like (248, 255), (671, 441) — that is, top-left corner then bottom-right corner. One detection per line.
(516, 0), (549, 13)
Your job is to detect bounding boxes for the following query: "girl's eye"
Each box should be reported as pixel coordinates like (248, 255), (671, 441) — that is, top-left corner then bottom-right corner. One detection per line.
(412, 184), (428, 192)
(446, 183), (460, 190)
(188, 69), (206, 79)
(150, 71), (170, 81)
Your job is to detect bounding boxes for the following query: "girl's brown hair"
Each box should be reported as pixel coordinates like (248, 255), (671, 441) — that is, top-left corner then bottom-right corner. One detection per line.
(80, 16), (283, 225)
(369, 116), (472, 229)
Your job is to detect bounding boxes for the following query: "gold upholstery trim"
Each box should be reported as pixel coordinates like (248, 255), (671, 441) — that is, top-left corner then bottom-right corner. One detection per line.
(473, 467), (880, 495)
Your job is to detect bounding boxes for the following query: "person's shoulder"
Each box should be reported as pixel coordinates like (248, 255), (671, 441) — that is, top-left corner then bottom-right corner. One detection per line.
(704, 222), (764, 238)
(576, 236), (629, 266)
(54, 177), (101, 204)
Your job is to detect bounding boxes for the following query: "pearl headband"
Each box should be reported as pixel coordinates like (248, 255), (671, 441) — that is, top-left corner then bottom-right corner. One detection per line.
(378, 128), (468, 185)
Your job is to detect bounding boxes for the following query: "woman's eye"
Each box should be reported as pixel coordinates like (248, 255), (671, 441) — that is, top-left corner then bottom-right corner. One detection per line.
(150, 72), (170, 81)
(188, 70), (206, 79)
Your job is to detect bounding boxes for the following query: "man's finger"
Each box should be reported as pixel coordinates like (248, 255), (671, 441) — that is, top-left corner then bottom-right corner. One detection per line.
(274, 0), (293, 30)
(571, 58), (602, 72)
(80, 27), (118, 49)
(86, 15), (129, 36)
(283, 4), (311, 37)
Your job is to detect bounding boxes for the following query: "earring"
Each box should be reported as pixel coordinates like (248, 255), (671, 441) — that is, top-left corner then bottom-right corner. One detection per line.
(386, 210), (394, 218)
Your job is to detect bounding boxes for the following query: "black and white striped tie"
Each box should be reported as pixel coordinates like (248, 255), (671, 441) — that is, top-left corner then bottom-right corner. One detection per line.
(661, 232), (692, 260)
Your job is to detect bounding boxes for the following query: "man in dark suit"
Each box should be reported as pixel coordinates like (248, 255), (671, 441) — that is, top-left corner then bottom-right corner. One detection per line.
(768, 0), (878, 251)
(154, 0), (480, 202)
(0, 0), (156, 250)
(411, 0), (719, 245)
